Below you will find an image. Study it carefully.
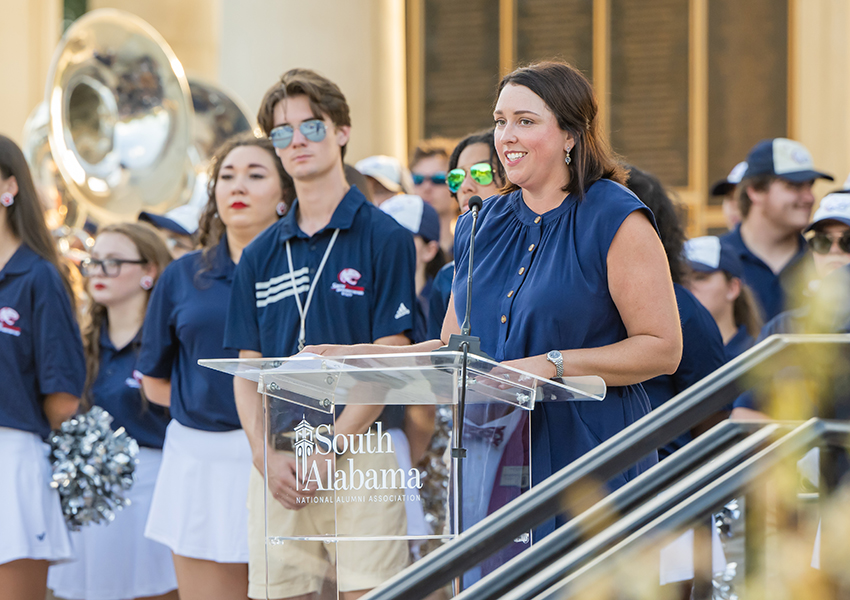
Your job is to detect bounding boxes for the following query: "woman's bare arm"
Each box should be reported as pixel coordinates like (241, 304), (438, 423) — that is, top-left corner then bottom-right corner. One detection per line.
(503, 211), (683, 386)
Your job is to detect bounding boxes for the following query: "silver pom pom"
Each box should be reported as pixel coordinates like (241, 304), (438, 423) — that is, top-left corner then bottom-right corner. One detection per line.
(48, 406), (139, 530)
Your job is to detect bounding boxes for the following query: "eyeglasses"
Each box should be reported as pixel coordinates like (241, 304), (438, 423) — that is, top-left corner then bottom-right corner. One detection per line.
(268, 119), (327, 149)
(412, 172), (447, 186)
(808, 231), (850, 254)
(80, 257), (147, 277)
(165, 237), (194, 253)
(447, 163), (495, 193)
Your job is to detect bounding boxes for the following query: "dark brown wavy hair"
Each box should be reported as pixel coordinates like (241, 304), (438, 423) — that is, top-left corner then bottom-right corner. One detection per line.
(0, 135), (76, 309)
(496, 61), (626, 200)
(625, 165), (687, 285)
(81, 223), (171, 408)
(196, 133), (295, 278)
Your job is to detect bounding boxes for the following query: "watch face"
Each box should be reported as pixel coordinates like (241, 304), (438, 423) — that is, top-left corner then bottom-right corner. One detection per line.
(547, 350), (561, 361)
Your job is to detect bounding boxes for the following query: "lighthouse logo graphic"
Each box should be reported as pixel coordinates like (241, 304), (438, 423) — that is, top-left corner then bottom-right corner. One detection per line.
(293, 417), (314, 480)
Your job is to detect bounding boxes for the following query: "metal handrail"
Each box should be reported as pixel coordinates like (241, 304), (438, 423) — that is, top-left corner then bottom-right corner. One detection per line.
(525, 419), (850, 600)
(363, 334), (850, 600)
(455, 420), (783, 600)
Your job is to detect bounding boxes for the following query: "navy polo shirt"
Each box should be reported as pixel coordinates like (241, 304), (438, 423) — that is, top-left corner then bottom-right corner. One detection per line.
(643, 284), (726, 459)
(412, 277), (433, 344)
(428, 261), (454, 341)
(732, 308), (805, 411)
(453, 181), (658, 536)
(138, 238), (242, 431)
(93, 326), (169, 448)
(0, 244), (85, 438)
(719, 225), (811, 321)
(224, 185), (415, 357)
(725, 324), (755, 361)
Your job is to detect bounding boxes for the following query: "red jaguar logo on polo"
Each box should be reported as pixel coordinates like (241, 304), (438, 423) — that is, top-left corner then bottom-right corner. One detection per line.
(331, 268), (365, 297)
(0, 307), (21, 337)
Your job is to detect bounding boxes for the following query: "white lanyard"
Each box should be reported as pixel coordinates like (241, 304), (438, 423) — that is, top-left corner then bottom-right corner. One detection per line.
(285, 229), (340, 351)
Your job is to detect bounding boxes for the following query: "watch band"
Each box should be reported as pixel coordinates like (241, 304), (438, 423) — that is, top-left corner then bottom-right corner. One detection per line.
(546, 350), (563, 379)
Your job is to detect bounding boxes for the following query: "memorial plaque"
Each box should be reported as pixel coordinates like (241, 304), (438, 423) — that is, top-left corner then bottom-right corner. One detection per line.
(707, 0), (787, 205)
(424, 0), (500, 139)
(610, 0), (690, 187)
(516, 0), (593, 78)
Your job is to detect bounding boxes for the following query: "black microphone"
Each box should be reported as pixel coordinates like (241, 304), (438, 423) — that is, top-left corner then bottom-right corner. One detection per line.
(460, 196), (483, 336)
(434, 195), (491, 359)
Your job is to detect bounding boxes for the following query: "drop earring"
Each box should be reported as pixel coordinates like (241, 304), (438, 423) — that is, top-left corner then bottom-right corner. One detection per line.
(140, 275), (154, 290)
(276, 202), (287, 216)
(0, 193), (13, 207)
(564, 147), (572, 165)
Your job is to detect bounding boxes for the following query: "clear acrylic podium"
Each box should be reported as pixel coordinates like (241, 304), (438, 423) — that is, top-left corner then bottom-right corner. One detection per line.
(201, 351), (605, 598)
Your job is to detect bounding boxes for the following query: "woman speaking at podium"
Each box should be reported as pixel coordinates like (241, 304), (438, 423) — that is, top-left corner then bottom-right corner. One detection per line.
(305, 61), (682, 535)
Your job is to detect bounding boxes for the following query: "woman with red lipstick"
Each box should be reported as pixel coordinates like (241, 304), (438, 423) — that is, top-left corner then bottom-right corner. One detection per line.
(139, 134), (294, 600)
(49, 223), (176, 600)
(0, 135), (84, 600)
(306, 61), (682, 539)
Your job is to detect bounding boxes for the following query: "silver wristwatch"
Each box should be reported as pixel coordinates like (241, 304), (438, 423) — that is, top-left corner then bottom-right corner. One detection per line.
(546, 350), (563, 379)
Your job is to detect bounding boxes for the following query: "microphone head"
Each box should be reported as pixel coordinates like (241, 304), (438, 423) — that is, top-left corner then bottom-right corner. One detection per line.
(468, 195), (484, 212)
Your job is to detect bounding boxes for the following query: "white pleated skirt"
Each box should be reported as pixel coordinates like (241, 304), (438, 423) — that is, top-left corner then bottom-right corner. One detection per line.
(0, 427), (73, 565)
(144, 420), (252, 563)
(48, 447), (177, 600)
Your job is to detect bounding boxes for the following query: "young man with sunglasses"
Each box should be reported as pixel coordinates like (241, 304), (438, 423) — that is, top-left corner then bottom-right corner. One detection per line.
(410, 138), (457, 256)
(224, 69), (416, 600)
(731, 189), (850, 419)
(720, 138), (833, 321)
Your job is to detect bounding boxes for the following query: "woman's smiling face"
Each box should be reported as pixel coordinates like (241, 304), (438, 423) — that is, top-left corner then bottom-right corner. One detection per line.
(493, 83), (573, 195)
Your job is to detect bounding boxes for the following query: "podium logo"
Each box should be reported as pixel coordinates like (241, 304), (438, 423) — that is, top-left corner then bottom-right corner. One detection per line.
(292, 417), (423, 493)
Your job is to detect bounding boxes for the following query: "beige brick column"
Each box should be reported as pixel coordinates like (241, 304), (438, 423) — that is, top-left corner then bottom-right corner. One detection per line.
(789, 0), (850, 196)
(89, 0), (221, 81)
(218, 0), (408, 163)
(0, 0), (62, 145)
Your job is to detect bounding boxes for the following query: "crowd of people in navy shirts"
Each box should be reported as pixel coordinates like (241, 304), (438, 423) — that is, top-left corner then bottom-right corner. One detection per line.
(2, 60), (850, 600)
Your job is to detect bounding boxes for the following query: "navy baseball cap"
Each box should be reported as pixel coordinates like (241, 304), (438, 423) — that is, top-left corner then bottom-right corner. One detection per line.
(684, 236), (744, 279)
(742, 138), (833, 183)
(138, 204), (202, 237)
(380, 194), (440, 243)
(710, 161), (748, 196)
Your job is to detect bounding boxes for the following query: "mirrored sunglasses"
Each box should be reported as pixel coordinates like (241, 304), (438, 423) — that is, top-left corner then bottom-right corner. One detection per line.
(808, 231), (850, 255)
(447, 162), (495, 193)
(412, 172), (447, 186)
(269, 119), (327, 149)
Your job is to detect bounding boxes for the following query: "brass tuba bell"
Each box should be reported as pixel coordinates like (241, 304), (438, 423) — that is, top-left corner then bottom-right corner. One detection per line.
(45, 8), (195, 224)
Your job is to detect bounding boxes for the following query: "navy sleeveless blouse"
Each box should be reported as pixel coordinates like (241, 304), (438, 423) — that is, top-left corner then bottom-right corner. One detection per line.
(453, 180), (658, 533)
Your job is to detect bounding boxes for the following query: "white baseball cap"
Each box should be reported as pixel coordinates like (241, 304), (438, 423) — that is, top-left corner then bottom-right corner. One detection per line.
(806, 191), (850, 232)
(379, 194), (440, 243)
(355, 155), (413, 194)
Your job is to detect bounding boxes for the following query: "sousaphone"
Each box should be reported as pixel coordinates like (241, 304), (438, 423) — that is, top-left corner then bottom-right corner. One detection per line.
(45, 9), (195, 224)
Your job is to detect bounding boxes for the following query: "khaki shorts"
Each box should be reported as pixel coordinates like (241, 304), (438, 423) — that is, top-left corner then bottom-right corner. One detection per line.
(247, 447), (410, 599)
